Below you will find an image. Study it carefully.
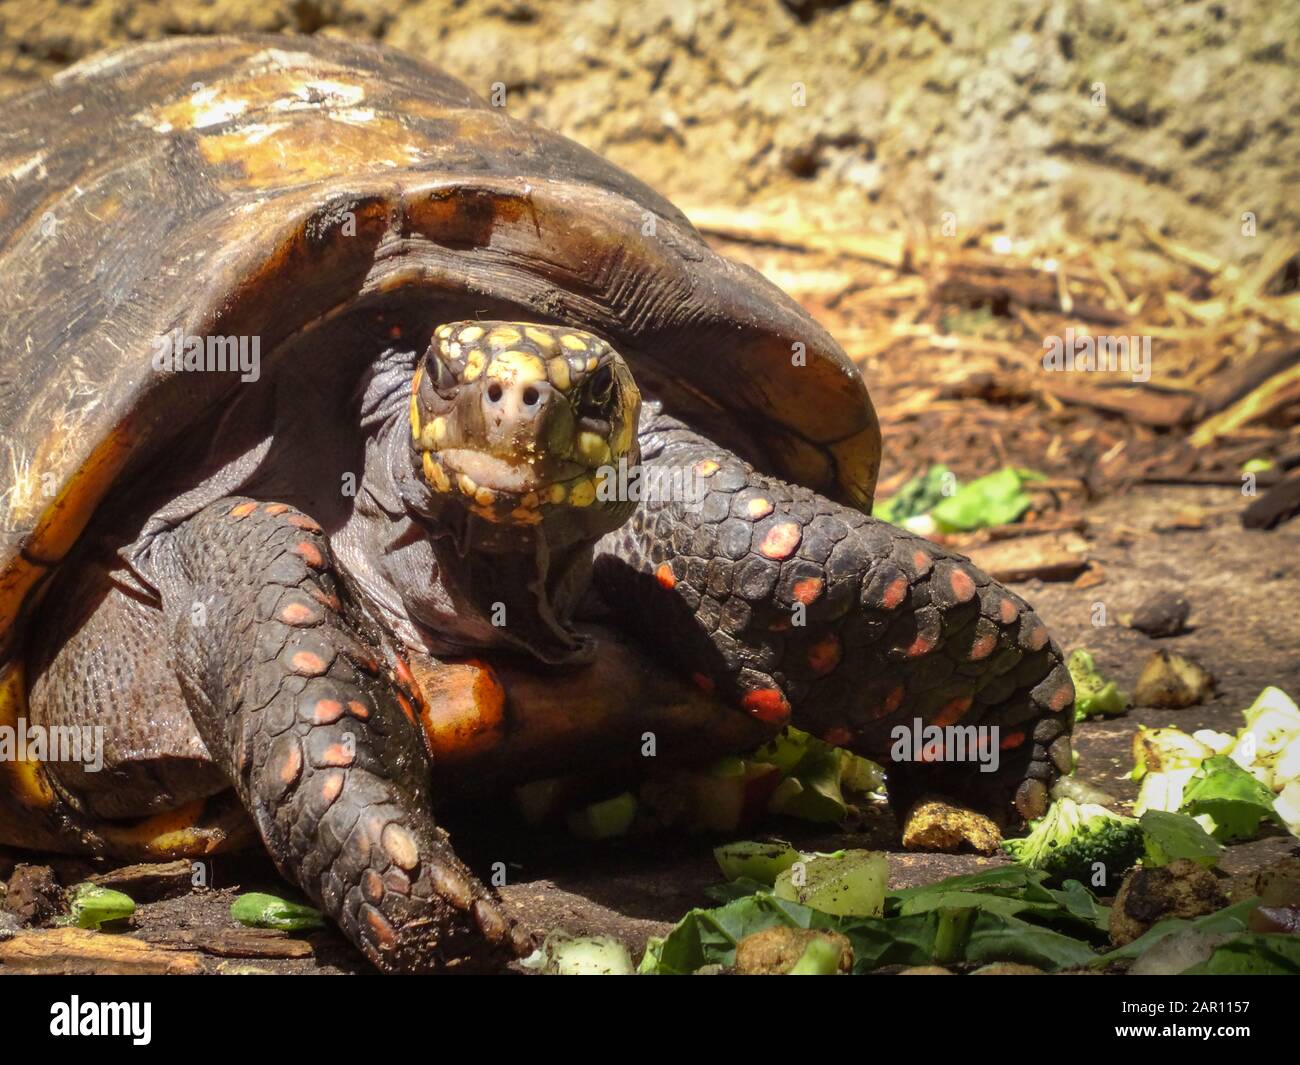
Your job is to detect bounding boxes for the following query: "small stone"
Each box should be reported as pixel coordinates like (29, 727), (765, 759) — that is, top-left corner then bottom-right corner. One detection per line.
(971, 962), (1046, 975)
(1125, 591), (1191, 638)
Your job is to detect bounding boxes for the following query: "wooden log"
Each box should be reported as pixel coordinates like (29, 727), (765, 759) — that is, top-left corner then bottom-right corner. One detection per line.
(0, 927), (206, 975)
(88, 859), (194, 902)
(1241, 471), (1300, 530)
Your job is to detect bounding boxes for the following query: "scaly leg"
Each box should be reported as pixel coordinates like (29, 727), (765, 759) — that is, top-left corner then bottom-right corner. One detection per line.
(595, 407), (1074, 821)
(150, 498), (529, 971)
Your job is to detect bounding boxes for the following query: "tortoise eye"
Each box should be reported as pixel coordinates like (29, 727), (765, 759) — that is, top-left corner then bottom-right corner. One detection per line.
(582, 363), (615, 412)
(426, 349), (458, 396)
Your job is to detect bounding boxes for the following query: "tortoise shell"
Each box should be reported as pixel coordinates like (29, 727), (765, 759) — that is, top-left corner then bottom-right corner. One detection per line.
(0, 33), (880, 653)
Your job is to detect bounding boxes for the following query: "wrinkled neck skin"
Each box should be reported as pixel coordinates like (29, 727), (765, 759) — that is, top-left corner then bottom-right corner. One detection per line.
(331, 355), (596, 666)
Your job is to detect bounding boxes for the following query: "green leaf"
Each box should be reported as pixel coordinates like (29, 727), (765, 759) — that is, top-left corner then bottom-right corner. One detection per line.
(929, 468), (1043, 532)
(1139, 810), (1225, 867)
(1182, 933), (1300, 975)
(873, 465), (952, 525)
(230, 892), (326, 931)
(64, 883), (136, 929)
(1180, 755), (1279, 841)
(1097, 897), (1261, 963)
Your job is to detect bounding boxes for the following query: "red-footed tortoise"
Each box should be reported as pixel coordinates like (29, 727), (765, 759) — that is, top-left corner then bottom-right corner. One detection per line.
(0, 34), (1074, 971)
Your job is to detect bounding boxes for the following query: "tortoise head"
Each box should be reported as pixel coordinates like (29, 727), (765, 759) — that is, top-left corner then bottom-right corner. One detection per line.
(403, 321), (641, 664)
(409, 321), (641, 544)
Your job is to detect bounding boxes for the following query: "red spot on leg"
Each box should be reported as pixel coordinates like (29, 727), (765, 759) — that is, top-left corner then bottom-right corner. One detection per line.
(792, 577), (824, 605)
(869, 685), (906, 720)
(807, 633), (842, 676)
(274, 741), (302, 786)
(1049, 684), (1074, 712)
(319, 742), (355, 767)
(746, 497), (774, 520)
(288, 514), (323, 533)
(694, 459), (720, 477)
(969, 633), (997, 660)
(692, 672), (715, 695)
(279, 602), (321, 626)
(999, 597), (1019, 624)
(905, 631), (937, 658)
(882, 575), (909, 610)
(312, 698), (344, 724)
(319, 770), (344, 805)
(822, 726), (855, 746)
(395, 692), (418, 725)
(741, 687), (791, 725)
(309, 587), (342, 612)
(362, 905), (397, 950)
(291, 651), (328, 676)
(933, 695), (973, 727)
(362, 870), (385, 905)
(949, 568), (977, 603)
(1000, 731), (1026, 750)
(347, 699), (370, 720)
(1022, 618), (1048, 651)
(655, 563), (677, 590)
(293, 541), (325, 569)
(263, 503), (289, 516)
(759, 521), (802, 560)
(912, 549), (933, 575)
(228, 501), (258, 519)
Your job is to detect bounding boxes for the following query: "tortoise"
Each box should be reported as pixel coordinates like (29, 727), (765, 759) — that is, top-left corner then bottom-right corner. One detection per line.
(0, 34), (1074, 972)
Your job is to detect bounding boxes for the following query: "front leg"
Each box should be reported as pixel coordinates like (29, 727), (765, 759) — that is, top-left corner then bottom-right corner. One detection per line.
(595, 409), (1075, 822)
(151, 498), (528, 971)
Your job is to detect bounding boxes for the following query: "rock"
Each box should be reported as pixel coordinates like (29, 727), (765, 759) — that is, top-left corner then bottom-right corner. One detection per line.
(897, 965), (954, 975)
(1109, 859), (1228, 947)
(0, 864), (63, 925)
(1133, 650), (1214, 709)
(1126, 591), (1191, 637)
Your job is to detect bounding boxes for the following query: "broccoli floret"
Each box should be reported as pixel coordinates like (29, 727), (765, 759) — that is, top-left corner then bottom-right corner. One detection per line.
(1002, 798), (1144, 887)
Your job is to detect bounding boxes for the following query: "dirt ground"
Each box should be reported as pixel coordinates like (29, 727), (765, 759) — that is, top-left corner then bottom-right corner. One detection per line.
(0, 0), (1295, 264)
(1, 3), (1297, 973)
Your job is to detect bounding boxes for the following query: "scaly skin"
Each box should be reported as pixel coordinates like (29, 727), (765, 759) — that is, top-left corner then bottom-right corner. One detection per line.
(596, 406), (1075, 820)
(150, 498), (530, 971)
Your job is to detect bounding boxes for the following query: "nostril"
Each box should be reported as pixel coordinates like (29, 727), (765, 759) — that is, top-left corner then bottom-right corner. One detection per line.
(522, 386), (540, 407)
(487, 383), (503, 403)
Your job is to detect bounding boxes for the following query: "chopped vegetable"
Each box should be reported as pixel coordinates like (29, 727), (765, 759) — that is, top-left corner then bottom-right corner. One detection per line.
(773, 850), (888, 917)
(1139, 810), (1224, 868)
(63, 883), (135, 930)
(523, 931), (635, 975)
(754, 726), (885, 824)
(873, 465), (953, 527)
(1133, 650), (1214, 709)
(1002, 798), (1143, 887)
(929, 467), (1043, 532)
(1067, 649), (1128, 722)
(230, 892), (325, 931)
(713, 840), (801, 885)
(1180, 755), (1279, 842)
(565, 791), (638, 840)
